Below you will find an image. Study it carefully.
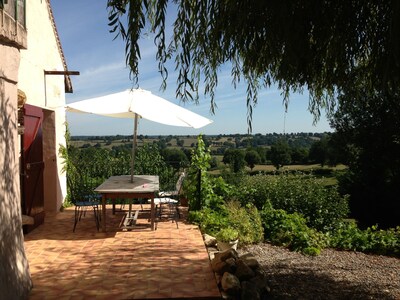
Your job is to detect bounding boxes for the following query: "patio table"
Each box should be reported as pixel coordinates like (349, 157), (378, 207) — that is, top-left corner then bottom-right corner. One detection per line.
(94, 175), (159, 232)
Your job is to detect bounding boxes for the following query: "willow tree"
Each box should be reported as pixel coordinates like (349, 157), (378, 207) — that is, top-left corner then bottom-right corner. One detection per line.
(107, 0), (400, 130)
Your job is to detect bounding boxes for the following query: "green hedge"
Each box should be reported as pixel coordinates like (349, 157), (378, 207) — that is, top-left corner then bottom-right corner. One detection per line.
(236, 173), (349, 232)
(329, 221), (400, 256)
(225, 201), (264, 245)
(188, 200), (264, 246)
(260, 207), (327, 256)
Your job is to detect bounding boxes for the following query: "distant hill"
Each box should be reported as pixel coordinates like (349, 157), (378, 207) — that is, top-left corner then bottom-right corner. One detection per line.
(70, 132), (329, 151)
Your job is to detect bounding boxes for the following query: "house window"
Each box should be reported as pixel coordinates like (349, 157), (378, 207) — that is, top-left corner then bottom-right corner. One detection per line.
(0, 0), (26, 28)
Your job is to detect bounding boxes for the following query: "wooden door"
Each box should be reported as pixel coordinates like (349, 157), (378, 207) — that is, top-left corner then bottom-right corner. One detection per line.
(21, 104), (45, 233)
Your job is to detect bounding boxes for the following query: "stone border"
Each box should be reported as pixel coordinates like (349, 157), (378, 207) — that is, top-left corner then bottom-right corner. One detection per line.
(203, 234), (271, 299)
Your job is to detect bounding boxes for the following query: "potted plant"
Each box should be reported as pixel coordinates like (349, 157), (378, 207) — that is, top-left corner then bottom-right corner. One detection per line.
(179, 194), (189, 207)
(216, 227), (239, 251)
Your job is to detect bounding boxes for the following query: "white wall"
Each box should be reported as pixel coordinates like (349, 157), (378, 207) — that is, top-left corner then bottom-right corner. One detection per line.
(18, 0), (67, 211)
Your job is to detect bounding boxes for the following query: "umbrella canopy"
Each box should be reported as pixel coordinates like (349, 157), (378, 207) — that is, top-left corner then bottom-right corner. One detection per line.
(66, 89), (212, 128)
(66, 88), (213, 182)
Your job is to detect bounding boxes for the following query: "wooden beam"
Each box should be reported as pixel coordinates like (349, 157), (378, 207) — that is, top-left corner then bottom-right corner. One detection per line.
(44, 70), (80, 76)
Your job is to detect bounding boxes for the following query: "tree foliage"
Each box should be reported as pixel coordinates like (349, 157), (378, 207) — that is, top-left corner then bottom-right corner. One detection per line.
(269, 139), (291, 170)
(185, 134), (211, 210)
(107, 0), (400, 131)
(329, 81), (400, 227)
(244, 150), (261, 171)
(222, 148), (245, 173)
(161, 148), (189, 170)
(309, 136), (329, 167)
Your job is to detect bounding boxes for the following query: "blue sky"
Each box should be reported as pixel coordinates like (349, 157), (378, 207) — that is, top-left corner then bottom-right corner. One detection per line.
(51, 1), (332, 136)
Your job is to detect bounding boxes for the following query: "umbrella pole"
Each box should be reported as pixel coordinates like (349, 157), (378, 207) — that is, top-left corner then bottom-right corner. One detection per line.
(131, 114), (138, 183)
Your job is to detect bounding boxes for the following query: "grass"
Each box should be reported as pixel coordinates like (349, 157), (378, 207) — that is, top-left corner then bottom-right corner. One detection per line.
(210, 163), (347, 186)
(70, 136), (200, 149)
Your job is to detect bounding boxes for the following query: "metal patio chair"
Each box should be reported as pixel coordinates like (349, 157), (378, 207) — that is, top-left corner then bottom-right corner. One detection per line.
(73, 194), (102, 232)
(152, 172), (185, 229)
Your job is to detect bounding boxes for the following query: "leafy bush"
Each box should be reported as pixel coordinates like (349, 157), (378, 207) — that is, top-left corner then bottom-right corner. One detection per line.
(225, 200), (264, 245)
(185, 135), (235, 211)
(329, 221), (400, 257)
(260, 207), (327, 255)
(216, 227), (239, 242)
(185, 135), (213, 210)
(188, 200), (264, 246)
(188, 207), (228, 236)
(237, 173), (349, 232)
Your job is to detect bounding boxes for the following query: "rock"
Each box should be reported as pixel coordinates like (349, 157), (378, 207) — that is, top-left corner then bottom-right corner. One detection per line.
(221, 272), (241, 295)
(253, 266), (265, 277)
(208, 246), (219, 260)
(240, 252), (260, 269)
(220, 290), (235, 299)
(225, 257), (237, 273)
(241, 281), (260, 300)
(215, 272), (222, 286)
(211, 260), (229, 274)
(203, 233), (217, 247)
(250, 274), (271, 294)
(207, 245), (267, 299)
(235, 259), (255, 281)
(211, 257), (237, 275)
(214, 248), (239, 262)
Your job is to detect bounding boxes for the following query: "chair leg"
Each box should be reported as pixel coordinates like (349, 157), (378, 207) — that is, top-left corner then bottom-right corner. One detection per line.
(78, 206), (86, 221)
(73, 206), (80, 232)
(119, 199), (125, 211)
(93, 205), (100, 231)
(155, 201), (179, 229)
(171, 203), (179, 229)
(174, 205), (179, 229)
(140, 198), (144, 211)
(166, 202), (179, 228)
(73, 204), (101, 232)
(155, 204), (160, 230)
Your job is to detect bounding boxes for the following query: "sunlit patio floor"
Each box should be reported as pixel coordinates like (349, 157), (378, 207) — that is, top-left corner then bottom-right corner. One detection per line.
(24, 204), (221, 299)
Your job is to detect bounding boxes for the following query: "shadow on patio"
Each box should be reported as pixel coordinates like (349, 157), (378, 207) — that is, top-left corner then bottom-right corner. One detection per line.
(24, 204), (221, 299)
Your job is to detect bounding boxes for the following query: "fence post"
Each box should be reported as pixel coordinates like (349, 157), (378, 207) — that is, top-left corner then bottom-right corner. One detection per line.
(196, 169), (201, 210)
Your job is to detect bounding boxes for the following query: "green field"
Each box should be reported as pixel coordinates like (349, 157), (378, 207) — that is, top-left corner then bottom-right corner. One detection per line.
(70, 136), (199, 149)
(70, 134), (345, 187)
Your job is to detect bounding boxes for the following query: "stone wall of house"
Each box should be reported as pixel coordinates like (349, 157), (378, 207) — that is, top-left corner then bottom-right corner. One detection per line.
(0, 42), (33, 299)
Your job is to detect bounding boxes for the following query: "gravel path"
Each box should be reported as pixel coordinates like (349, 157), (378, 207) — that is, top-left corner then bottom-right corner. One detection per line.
(239, 244), (400, 299)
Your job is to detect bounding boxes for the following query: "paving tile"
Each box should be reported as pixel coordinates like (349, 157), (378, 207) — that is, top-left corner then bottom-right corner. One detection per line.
(24, 205), (221, 299)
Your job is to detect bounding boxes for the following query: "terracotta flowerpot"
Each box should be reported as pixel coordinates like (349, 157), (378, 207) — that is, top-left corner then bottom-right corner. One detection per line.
(180, 197), (189, 207)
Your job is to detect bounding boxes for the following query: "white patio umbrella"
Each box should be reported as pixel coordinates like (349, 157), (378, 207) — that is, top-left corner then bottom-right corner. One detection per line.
(66, 88), (213, 182)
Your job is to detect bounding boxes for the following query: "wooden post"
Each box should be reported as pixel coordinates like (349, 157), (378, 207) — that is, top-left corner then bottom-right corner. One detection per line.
(196, 169), (201, 210)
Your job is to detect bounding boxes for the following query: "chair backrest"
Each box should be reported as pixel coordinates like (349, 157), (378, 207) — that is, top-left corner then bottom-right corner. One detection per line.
(175, 172), (185, 194)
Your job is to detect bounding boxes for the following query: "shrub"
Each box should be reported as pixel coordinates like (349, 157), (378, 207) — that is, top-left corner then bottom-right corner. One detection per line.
(236, 173), (349, 232)
(260, 207), (327, 255)
(188, 207), (228, 236)
(329, 221), (400, 257)
(365, 226), (400, 256)
(188, 200), (264, 246)
(225, 200), (264, 245)
(216, 227), (239, 242)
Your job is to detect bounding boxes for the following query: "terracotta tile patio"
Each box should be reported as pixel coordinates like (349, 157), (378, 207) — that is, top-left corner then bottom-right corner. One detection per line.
(24, 204), (221, 299)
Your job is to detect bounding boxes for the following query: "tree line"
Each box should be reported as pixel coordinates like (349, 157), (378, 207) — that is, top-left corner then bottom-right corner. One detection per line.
(73, 132), (336, 170)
